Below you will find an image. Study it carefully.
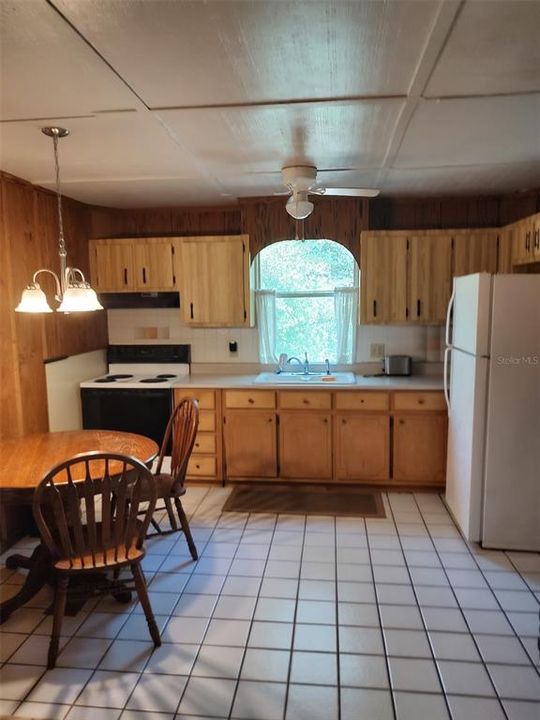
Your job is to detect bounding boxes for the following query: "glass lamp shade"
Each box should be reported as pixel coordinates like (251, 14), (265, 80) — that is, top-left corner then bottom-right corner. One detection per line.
(58, 285), (104, 313)
(286, 194), (314, 220)
(15, 285), (53, 313)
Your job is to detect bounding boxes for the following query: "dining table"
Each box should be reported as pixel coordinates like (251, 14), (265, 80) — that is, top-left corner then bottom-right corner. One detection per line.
(0, 429), (158, 623)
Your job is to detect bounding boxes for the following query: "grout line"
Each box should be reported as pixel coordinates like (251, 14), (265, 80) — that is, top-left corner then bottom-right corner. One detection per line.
(409, 492), (510, 718)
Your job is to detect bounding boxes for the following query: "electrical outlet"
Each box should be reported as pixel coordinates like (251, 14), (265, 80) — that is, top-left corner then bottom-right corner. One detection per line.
(370, 343), (385, 359)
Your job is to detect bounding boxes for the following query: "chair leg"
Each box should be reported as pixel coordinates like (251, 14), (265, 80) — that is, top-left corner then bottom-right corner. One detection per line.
(48, 575), (68, 669)
(150, 517), (162, 534)
(164, 497), (179, 532)
(174, 497), (198, 561)
(131, 563), (161, 647)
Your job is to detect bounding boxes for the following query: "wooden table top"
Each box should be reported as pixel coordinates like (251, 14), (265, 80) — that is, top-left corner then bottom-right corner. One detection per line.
(0, 430), (159, 493)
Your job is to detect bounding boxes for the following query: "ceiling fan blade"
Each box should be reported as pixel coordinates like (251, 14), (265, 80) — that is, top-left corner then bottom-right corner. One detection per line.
(323, 187), (380, 197)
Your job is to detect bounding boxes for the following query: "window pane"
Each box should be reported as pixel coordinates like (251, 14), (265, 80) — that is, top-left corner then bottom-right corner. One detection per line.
(275, 295), (337, 363)
(259, 239), (355, 292)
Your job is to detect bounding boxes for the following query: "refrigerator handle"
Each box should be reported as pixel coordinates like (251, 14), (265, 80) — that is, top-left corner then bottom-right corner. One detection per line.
(445, 283), (456, 348)
(443, 346), (451, 412)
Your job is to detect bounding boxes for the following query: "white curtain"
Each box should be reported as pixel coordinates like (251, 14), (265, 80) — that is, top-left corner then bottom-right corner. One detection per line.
(255, 290), (278, 364)
(334, 287), (358, 364)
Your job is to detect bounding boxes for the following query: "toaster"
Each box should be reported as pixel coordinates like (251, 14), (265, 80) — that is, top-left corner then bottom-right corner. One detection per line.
(384, 355), (412, 376)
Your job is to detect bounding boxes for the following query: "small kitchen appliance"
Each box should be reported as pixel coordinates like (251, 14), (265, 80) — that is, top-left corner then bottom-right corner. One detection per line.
(383, 355), (412, 376)
(80, 344), (190, 447)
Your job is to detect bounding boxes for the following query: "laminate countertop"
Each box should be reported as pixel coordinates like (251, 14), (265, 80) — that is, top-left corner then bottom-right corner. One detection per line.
(172, 374), (445, 391)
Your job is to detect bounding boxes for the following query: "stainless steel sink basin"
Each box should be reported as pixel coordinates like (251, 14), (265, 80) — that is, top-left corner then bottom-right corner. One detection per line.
(254, 372), (356, 385)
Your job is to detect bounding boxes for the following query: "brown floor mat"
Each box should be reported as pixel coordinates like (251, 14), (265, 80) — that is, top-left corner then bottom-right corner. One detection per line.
(222, 484), (386, 518)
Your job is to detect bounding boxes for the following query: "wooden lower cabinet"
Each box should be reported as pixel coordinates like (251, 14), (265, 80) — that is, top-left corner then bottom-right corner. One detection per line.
(335, 414), (390, 481)
(279, 413), (332, 480)
(393, 414), (447, 484)
(224, 411), (277, 478)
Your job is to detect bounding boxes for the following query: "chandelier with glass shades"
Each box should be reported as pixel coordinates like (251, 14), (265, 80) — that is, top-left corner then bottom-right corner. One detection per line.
(15, 127), (103, 314)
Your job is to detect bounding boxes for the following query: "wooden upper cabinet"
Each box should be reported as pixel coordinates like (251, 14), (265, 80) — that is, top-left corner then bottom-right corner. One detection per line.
(511, 214), (540, 265)
(176, 235), (250, 327)
(453, 230), (498, 277)
(360, 231), (408, 324)
(497, 225), (514, 274)
(408, 233), (452, 324)
(90, 238), (175, 292)
(131, 240), (175, 290)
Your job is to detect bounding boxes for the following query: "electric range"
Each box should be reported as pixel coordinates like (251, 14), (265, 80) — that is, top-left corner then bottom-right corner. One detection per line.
(80, 344), (191, 447)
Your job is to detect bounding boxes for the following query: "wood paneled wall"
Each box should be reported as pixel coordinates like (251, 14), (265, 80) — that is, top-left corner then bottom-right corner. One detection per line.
(89, 196), (370, 264)
(0, 172), (108, 441)
(369, 192), (540, 231)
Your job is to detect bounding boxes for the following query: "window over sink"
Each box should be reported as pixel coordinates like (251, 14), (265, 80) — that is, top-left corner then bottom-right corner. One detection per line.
(254, 239), (358, 364)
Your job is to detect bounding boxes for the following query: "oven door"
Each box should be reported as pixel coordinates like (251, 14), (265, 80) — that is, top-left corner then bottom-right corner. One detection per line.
(81, 388), (172, 450)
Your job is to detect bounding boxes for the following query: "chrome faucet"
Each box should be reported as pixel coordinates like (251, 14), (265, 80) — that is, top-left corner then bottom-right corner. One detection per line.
(283, 353), (310, 375)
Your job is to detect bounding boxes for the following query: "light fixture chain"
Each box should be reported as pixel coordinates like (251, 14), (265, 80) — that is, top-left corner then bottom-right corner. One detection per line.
(53, 133), (66, 258)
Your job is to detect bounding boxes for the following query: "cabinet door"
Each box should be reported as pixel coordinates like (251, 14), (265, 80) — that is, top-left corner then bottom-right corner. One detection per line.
(335, 414), (389, 481)
(393, 414), (447, 484)
(361, 232), (408, 323)
(132, 240), (175, 290)
(279, 413), (332, 479)
(453, 231), (498, 277)
(513, 218), (534, 264)
(178, 235), (249, 326)
(533, 213), (540, 261)
(224, 411), (277, 478)
(91, 242), (133, 291)
(408, 233), (452, 324)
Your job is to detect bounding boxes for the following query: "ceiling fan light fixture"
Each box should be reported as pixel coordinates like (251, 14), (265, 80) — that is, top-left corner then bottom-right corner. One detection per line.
(285, 192), (314, 220)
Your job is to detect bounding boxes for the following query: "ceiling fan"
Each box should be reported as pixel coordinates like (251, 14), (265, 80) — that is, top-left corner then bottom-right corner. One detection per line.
(278, 165), (380, 220)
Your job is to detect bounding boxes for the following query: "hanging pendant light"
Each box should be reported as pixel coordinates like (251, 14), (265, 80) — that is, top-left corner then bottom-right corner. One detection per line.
(15, 127), (103, 314)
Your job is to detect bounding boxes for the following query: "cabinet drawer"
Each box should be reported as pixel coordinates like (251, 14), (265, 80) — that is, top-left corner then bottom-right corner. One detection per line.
(174, 389), (215, 409)
(335, 392), (389, 411)
(198, 411), (216, 432)
(192, 433), (216, 455)
(393, 392), (446, 411)
(224, 390), (276, 409)
(187, 456), (216, 477)
(279, 391), (331, 410)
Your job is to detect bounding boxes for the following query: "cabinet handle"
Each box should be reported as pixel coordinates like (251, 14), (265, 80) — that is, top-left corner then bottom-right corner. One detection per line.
(142, 267), (147, 284)
(373, 299), (377, 317)
(525, 231), (531, 251)
(417, 299), (421, 317)
(535, 229), (539, 250)
(190, 302), (194, 320)
(123, 268), (128, 285)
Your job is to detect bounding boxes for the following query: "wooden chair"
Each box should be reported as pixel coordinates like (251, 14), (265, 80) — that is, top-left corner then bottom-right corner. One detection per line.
(144, 398), (199, 560)
(33, 452), (161, 668)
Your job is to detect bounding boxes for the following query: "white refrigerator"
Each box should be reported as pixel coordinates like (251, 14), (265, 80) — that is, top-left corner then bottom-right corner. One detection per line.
(444, 273), (540, 551)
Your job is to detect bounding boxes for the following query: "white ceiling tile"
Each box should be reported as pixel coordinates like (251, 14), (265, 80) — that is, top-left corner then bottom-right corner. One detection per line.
(0, 0), (138, 120)
(157, 99), (404, 175)
(51, 0), (439, 106)
(0, 112), (210, 186)
(382, 163), (540, 195)
(47, 178), (236, 208)
(426, 1), (540, 97)
(394, 95), (540, 169)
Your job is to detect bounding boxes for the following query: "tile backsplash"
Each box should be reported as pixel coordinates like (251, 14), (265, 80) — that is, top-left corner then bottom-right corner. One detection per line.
(107, 309), (444, 364)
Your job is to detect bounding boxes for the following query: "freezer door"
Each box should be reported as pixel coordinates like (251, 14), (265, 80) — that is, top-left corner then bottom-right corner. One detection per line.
(482, 275), (540, 551)
(453, 273), (492, 356)
(445, 349), (488, 542)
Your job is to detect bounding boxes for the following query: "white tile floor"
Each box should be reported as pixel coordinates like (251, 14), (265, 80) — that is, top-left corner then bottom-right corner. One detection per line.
(0, 487), (539, 720)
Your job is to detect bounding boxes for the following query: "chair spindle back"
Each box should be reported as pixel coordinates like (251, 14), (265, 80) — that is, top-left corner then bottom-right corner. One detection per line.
(33, 452), (157, 569)
(155, 399), (199, 493)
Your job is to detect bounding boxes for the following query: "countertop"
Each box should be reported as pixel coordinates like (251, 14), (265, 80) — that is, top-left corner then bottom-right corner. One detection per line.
(172, 374), (444, 391)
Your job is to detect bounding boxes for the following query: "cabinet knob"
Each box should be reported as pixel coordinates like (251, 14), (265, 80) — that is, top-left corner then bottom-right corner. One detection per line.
(248, 397), (254, 404)
(399, 419), (405, 425)
(323, 418), (328, 424)
(303, 399), (310, 405)
(195, 442), (199, 448)
(360, 399), (364, 403)
(342, 419), (347, 425)
(418, 398), (425, 405)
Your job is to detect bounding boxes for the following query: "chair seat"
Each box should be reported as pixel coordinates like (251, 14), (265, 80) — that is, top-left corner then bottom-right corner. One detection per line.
(55, 543), (143, 571)
(141, 473), (187, 500)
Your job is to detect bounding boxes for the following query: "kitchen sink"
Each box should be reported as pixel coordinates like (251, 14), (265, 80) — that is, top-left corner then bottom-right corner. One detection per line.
(254, 371), (356, 385)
